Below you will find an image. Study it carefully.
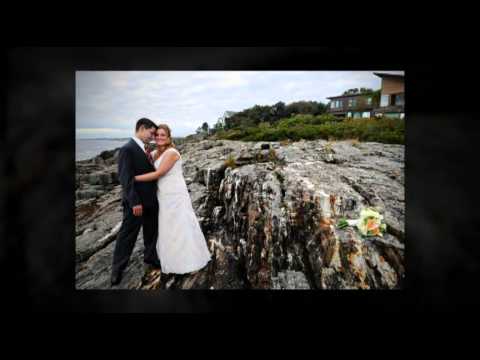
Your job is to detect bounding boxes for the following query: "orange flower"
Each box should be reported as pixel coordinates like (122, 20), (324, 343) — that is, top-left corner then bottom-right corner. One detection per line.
(366, 218), (379, 230)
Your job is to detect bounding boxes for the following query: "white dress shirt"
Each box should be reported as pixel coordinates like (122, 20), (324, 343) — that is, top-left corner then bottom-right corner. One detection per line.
(132, 136), (146, 153)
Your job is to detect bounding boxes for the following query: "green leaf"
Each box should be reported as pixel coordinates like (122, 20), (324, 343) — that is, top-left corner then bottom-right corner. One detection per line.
(337, 218), (349, 229)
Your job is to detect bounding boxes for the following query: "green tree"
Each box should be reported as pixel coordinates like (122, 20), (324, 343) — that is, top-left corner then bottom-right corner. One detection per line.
(271, 101), (286, 120)
(371, 89), (381, 106)
(202, 122), (209, 134)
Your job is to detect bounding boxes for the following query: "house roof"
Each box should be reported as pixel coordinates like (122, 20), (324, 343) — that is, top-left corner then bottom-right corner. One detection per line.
(373, 72), (404, 79)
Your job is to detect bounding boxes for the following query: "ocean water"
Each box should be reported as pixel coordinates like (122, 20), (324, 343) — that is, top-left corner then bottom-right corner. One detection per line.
(76, 139), (129, 161)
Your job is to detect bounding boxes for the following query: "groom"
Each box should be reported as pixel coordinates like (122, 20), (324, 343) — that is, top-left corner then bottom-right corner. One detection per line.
(111, 118), (161, 286)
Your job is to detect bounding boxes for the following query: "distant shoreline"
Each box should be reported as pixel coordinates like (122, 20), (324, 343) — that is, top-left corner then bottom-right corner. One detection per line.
(76, 138), (128, 162)
(76, 138), (130, 141)
(77, 137), (187, 141)
(76, 137), (189, 162)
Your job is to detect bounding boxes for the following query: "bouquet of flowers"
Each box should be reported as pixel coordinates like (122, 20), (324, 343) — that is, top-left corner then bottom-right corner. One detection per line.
(336, 207), (387, 237)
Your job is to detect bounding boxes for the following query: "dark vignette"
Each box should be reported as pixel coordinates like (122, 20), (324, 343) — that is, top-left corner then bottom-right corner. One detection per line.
(4, 46), (479, 312)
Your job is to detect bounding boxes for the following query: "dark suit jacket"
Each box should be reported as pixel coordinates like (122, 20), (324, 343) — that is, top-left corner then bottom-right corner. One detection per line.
(118, 139), (158, 208)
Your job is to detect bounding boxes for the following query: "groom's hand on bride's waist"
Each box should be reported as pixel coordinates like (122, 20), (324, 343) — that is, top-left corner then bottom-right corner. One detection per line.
(133, 205), (143, 217)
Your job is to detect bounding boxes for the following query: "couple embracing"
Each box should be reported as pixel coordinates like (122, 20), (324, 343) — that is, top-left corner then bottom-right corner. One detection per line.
(111, 118), (211, 286)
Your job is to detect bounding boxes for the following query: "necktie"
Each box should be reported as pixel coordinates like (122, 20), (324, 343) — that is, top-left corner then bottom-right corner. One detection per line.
(144, 144), (154, 165)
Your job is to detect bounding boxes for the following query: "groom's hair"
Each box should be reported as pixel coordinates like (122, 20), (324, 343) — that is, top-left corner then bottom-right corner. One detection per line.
(135, 118), (158, 132)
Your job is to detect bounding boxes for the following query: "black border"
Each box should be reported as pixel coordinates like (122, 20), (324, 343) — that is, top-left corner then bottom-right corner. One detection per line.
(5, 46), (480, 312)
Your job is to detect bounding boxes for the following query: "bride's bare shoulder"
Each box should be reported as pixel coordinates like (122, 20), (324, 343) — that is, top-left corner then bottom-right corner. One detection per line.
(169, 147), (181, 157)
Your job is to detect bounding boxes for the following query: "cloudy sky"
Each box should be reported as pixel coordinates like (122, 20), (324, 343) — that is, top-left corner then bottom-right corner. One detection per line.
(76, 71), (404, 139)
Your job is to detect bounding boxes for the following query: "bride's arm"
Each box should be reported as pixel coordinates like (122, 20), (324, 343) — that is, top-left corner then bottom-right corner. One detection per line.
(134, 151), (180, 182)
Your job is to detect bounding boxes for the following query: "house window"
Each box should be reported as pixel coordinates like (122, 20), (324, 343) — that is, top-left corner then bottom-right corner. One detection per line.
(396, 94), (404, 106)
(367, 97), (372, 106)
(362, 112), (370, 118)
(353, 112), (361, 118)
(336, 100), (342, 108)
(347, 112), (352, 118)
(348, 98), (357, 108)
(380, 94), (390, 107)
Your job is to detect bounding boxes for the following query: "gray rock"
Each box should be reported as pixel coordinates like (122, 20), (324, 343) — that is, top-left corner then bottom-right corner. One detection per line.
(272, 271), (310, 289)
(76, 139), (404, 290)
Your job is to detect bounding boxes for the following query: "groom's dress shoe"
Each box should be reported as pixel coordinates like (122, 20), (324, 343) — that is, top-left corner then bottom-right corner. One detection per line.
(143, 263), (160, 274)
(111, 272), (123, 286)
(142, 263), (161, 285)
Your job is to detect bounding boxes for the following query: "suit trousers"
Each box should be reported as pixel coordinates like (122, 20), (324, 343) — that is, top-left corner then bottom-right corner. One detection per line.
(112, 201), (160, 275)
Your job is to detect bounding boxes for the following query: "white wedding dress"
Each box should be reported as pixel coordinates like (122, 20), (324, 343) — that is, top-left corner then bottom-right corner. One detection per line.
(153, 148), (211, 274)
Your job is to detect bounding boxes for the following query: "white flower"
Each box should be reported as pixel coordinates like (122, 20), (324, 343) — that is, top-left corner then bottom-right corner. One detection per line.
(356, 208), (386, 237)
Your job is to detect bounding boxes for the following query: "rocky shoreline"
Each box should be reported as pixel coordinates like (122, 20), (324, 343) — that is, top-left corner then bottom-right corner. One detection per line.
(75, 138), (405, 290)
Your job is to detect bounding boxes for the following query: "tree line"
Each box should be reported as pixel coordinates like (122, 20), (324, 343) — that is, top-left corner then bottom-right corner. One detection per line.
(196, 100), (328, 136)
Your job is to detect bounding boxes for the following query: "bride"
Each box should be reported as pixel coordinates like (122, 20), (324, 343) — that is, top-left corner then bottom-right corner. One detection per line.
(134, 124), (211, 276)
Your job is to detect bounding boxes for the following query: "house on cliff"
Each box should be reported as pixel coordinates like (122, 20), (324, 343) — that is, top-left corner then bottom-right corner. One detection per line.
(326, 89), (378, 119)
(326, 72), (404, 119)
(372, 72), (404, 119)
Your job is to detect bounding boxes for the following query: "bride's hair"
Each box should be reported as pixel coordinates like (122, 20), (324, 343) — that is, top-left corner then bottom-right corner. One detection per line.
(153, 123), (176, 161)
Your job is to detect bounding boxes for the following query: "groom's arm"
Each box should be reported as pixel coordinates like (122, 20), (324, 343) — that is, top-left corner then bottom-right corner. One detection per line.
(134, 151), (179, 182)
(118, 147), (141, 208)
